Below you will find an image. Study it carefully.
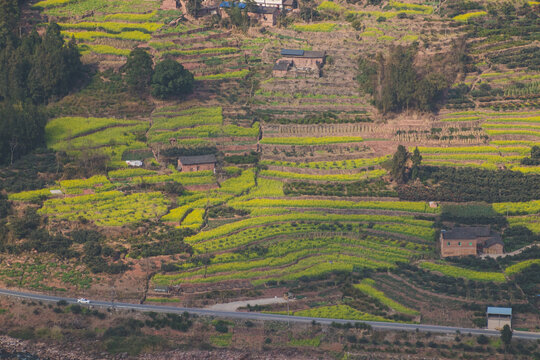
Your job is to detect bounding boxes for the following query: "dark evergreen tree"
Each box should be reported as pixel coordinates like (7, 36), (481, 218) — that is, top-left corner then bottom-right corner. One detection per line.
(0, 102), (47, 165)
(411, 147), (422, 180)
(151, 59), (194, 100)
(391, 145), (409, 184)
(0, 0), (20, 49)
(500, 324), (512, 346)
(0, 23), (83, 104)
(124, 48), (153, 95)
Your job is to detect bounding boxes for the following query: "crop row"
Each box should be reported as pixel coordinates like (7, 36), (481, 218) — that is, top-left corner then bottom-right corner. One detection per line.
(179, 208), (205, 229)
(505, 259), (540, 276)
(161, 205), (191, 223)
(108, 168), (157, 179)
(41, 0), (160, 17)
(229, 198), (439, 214)
(104, 11), (157, 22)
(389, 1), (432, 14)
(151, 107), (222, 130)
(260, 136), (363, 145)
(32, 0), (72, 8)
(414, 146), (530, 155)
(506, 165), (540, 174)
(507, 216), (540, 233)
(129, 171), (216, 186)
(485, 129), (540, 137)
(419, 262), (505, 282)
(422, 154), (522, 164)
(260, 156), (389, 170)
(233, 178), (284, 202)
(195, 69), (249, 81)
(219, 169), (256, 194)
(453, 11), (487, 22)
(79, 43), (130, 56)
(493, 200), (540, 215)
(62, 30), (151, 42)
(59, 21), (163, 34)
(291, 305), (387, 322)
(354, 279), (419, 316)
(162, 47), (238, 57)
(482, 124), (540, 130)
(148, 123), (259, 143)
(421, 160), (497, 171)
(348, 9), (426, 18)
(260, 169), (387, 182)
(291, 23), (337, 32)
(8, 188), (60, 202)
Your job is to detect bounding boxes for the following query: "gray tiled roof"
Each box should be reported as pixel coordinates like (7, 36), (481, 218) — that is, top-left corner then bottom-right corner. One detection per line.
(442, 226), (491, 240)
(179, 154), (216, 165)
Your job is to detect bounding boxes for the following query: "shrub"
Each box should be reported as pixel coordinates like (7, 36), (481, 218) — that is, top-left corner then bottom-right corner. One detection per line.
(214, 320), (229, 333)
(151, 59), (194, 100)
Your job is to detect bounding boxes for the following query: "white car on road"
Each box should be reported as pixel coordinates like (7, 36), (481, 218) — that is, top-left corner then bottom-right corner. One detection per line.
(77, 298), (90, 304)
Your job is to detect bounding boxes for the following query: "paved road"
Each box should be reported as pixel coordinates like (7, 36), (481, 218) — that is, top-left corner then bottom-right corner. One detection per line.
(1, 288), (539, 340)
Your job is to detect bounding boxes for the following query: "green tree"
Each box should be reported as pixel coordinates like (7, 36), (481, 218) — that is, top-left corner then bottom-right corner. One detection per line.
(500, 324), (512, 347)
(411, 146), (422, 180)
(0, 102), (47, 165)
(415, 73), (448, 112)
(151, 59), (194, 100)
(0, 23), (83, 104)
(0, 0), (20, 49)
(391, 145), (409, 184)
(124, 48), (153, 95)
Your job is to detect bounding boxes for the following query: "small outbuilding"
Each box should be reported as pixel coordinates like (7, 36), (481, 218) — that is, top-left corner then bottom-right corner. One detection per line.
(272, 60), (292, 77)
(486, 307), (512, 330)
(272, 49), (326, 78)
(178, 154), (217, 172)
(247, 6), (279, 26)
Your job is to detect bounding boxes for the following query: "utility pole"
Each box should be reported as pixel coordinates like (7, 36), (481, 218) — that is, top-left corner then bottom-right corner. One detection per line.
(284, 292), (290, 327)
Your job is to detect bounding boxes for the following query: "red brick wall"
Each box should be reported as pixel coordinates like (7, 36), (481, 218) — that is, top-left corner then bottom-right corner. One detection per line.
(178, 162), (215, 172)
(440, 238), (478, 257)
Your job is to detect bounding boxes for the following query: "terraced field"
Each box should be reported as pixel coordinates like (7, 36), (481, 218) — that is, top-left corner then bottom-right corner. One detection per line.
(4, 0), (539, 330)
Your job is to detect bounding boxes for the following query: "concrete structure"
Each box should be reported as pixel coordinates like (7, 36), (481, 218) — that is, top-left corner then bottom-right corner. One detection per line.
(440, 226), (504, 258)
(487, 307), (512, 330)
(247, 6), (279, 26)
(251, 0), (284, 8)
(178, 154), (217, 172)
(126, 160), (143, 167)
(273, 49), (325, 78)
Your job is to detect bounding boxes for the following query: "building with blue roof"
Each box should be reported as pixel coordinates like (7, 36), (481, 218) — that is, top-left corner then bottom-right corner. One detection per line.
(486, 306), (512, 330)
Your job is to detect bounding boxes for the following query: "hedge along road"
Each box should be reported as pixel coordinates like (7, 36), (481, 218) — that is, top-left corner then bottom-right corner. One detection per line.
(1, 288), (539, 340)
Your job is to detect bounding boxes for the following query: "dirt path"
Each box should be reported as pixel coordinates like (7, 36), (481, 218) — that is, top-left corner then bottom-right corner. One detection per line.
(206, 297), (288, 311)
